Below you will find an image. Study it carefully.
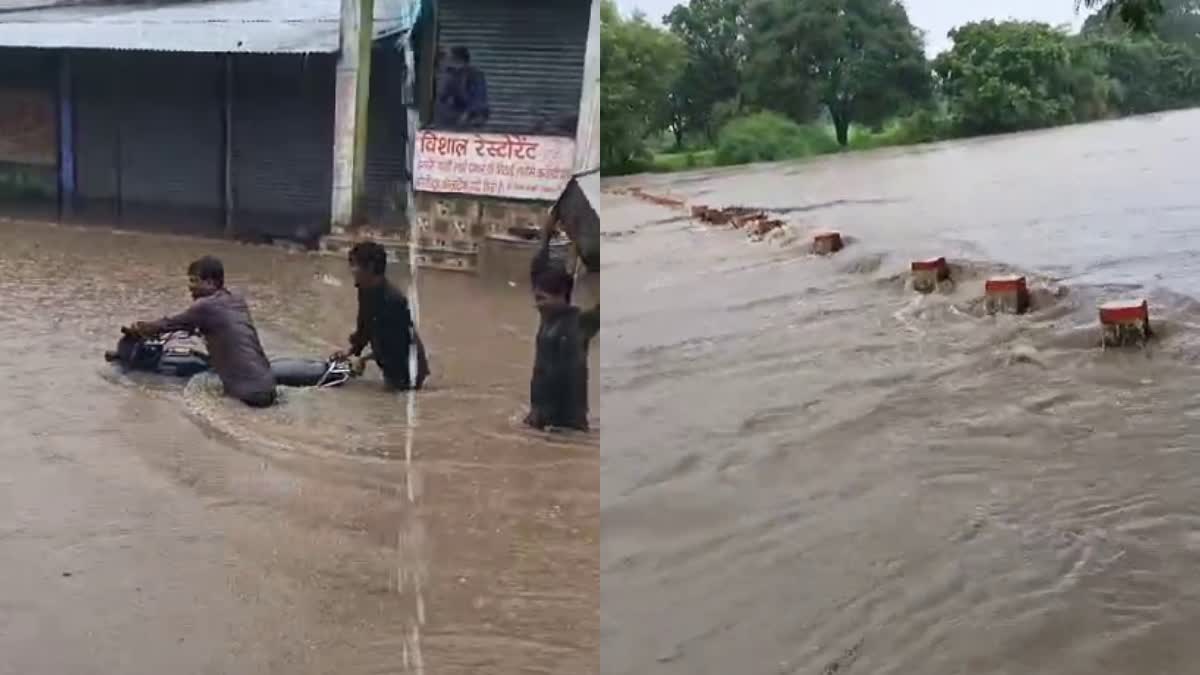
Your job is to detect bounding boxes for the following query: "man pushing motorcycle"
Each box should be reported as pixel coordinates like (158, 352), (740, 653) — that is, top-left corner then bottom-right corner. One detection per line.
(124, 255), (279, 408)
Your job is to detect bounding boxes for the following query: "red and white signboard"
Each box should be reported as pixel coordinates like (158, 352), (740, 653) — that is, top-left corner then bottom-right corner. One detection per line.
(414, 129), (576, 201)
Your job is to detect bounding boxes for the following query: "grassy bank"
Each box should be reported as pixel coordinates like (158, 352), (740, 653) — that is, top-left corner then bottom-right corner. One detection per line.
(639, 111), (948, 174)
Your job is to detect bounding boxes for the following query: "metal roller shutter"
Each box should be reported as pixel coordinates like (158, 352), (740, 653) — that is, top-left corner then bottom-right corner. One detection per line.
(74, 51), (224, 235)
(72, 55), (120, 224)
(117, 52), (224, 234)
(437, 0), (588, 135)
(365, 45), (409, 229)
(231, 53), (335, 242)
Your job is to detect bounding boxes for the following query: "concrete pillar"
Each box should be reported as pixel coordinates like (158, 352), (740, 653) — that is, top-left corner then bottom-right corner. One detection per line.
(985, 275), (1030, 315)
(58, 52), (75, 219)
(330, 0), (375, 234)
(222, 54), (235, 237)
(911, 257), (950, 294)
(573, 0), (599, 175)
(1100, 299), (1151, 348)
(811, 231), (844, 255)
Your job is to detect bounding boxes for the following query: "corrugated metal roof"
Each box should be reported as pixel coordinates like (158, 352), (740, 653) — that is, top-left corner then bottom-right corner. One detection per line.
(0, 0), (419, 53)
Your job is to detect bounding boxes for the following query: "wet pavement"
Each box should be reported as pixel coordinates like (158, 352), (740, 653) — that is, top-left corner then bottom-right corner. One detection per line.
(602, 109), (1200, 674)
(0, 221), (598, 675)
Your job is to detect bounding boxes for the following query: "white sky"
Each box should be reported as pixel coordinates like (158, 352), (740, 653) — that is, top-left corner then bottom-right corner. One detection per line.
(614, 0), (1087, 55)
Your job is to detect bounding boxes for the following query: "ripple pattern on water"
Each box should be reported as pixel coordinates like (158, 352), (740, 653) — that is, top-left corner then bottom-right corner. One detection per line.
(603, 109), (1200, 675)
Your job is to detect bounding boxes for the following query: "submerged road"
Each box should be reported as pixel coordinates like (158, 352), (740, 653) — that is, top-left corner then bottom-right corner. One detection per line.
(602, 108), (1200, 674)
(0, 222), (598, 674)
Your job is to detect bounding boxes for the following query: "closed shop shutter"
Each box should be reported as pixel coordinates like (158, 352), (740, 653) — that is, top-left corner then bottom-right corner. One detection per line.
(72, 59), (120, 224)
(74, 51), (224, 235)
(231, 53), (335, 241)
(118, 53), (224, 234)
(365, 45), (409, 229)
(437, 0), (588, 135)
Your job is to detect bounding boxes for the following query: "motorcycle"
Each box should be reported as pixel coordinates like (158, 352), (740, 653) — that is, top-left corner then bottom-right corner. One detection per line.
(104, 329), (356, 388)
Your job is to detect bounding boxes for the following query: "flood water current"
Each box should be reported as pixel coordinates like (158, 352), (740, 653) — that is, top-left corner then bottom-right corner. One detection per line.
(0, 221), (598, 674)
(601, 109), (1200, 674)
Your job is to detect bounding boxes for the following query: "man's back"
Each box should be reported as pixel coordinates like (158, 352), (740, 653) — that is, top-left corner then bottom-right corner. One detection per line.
(175, 290), (276, 401)
(353, 281), (429, 390)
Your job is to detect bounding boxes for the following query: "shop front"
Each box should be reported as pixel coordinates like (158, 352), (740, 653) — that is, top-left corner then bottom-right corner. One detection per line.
(408, 0), (591, 273)
(0, 0), (418, 245)
(0, 50), (58, 221)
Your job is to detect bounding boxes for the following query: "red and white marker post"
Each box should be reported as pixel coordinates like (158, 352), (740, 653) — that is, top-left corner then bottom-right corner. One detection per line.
(1099, 299), (1151, 348)
(985, 275), (1031, 315)
(911, 257), (950, 294)
(811, 231), (844, 255)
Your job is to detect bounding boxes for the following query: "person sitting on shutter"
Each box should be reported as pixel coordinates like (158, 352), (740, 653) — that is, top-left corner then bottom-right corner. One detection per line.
(524, 225), (598, 432)
(330, 241), (430, 391)
(126, 256), (278, 408)
(435, 46), (490, 129)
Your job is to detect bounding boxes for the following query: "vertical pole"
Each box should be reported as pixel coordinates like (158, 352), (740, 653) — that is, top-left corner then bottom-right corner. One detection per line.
(58, 51), (75, 220)
(351, 0), (373, 220)
(222, 54), (235, 236)
(573, 0), (600, 176)
(417, 0), (438, 124)
(330, 0), (375, 235)
(114, 108), (122, 221)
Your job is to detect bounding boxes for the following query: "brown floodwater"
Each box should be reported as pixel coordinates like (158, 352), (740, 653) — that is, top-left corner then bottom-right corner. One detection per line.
(602, 109), (1200, 674)
(0, 219), (598, 675)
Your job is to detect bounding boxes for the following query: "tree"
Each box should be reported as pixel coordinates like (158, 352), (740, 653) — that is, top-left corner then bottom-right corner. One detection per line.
(665, 0), (747, 146)
(1082, 0), (1200, 45)
(935, 21), (1093, 135)
(1079, 0), (1166, 31)
(743, 0), (931, 147)
(600, 0), (685, 173)
(1079, 34), (1200, 113)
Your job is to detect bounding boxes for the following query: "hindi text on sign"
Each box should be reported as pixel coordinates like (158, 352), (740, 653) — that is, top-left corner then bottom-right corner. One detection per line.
(414, 130), (575, 201)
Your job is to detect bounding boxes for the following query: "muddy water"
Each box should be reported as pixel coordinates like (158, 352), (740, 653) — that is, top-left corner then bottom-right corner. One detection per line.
(602, 109), (1200, 674)
(0, 220), (597, 675)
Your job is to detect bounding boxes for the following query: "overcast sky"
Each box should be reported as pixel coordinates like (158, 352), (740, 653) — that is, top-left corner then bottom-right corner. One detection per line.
(614, 0), (1086, 55)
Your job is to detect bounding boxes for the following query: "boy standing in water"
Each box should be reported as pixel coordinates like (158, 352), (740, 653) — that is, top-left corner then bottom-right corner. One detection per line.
(524, 226), (599, 431)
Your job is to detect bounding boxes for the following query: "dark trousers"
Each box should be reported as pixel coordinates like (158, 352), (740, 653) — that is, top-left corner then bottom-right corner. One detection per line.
(239, 389), (278, 408)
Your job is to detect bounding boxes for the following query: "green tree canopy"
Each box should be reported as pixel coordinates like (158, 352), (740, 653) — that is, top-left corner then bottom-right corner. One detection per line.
(600, 0), (686, 172)
(1079, 0), (1166, 32)
(1079, 34), (1200, 114)
(1082, 0), (1199, 44)
(743, 0), (931, 147)
(664, 0), (747, 145)
(935, 21), (1090, 135)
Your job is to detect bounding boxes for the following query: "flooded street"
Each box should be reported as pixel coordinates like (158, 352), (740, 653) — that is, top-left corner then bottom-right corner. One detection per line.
(602, 109), (1200, 674)
(0, 222), (597, 674)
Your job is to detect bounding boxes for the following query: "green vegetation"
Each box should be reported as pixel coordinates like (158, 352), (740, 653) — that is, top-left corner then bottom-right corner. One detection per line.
(599, 0), (685, 174)
(1080, 0), (1165, 32)
(602, 0), (1191, 175)
(744, 0), (930, 147)
(0, 165), (56, 201)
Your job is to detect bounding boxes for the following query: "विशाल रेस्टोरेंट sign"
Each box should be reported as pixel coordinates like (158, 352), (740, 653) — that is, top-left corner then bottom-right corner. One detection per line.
(413, 130), (576, 201)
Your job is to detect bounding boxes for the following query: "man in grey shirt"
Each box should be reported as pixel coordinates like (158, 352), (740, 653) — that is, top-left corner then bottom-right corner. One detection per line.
(127, 256), (278, 407)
